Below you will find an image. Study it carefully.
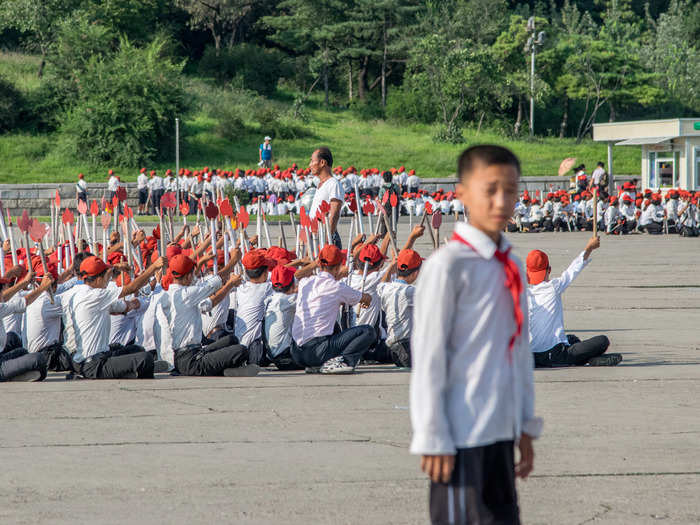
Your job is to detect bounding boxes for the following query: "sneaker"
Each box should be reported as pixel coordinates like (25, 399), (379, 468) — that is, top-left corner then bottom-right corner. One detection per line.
(320, 356), (354, 374)
(154, 360), (171, 373)
(223, 364), (260, 377)
(8, 370), (42, 382)
(305, 366), (321, 374)
(588, 353), (622, 366)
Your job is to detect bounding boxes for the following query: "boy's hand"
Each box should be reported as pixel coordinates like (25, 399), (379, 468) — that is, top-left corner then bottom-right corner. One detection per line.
(410, 225), (425, 239)
(359, 292), (372, 308)
(585, 236), (600, 252)
(421, 455), (455, 484)
(515, 433), (534, 479)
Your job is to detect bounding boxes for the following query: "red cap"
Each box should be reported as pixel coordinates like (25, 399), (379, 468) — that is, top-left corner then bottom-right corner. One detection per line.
(170, 254), (195, 276)
(318, 245), (344, 266)
(80, 256), (111, 277)
(397, 249), (422, 271)
(526, 250), (549, 285)
(271, 265), (295, 289)
(358, 244), (386, 265)
(166, 244), (182, 259)
(242, 249), (276, 271)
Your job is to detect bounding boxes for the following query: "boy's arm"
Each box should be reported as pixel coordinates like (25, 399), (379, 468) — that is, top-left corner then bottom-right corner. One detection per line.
(553, 236), (599, 294)
(410, 255), (457, 458)
(516, 284), (542, 479)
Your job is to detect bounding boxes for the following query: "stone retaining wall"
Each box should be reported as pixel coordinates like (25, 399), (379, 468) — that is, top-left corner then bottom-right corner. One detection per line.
(0, 175), (638, 215)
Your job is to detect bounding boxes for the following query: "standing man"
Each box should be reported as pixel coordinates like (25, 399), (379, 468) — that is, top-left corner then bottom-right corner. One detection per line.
(107, 169), (119, 202)
(259, 136), (273, 169)
(137, 168), (149, 216)
(309, 147), (344, 248)
(75, 173), (87, 207)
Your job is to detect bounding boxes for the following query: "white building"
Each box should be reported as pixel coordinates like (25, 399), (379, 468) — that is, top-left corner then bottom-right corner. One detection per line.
(593, 118), (700, 190)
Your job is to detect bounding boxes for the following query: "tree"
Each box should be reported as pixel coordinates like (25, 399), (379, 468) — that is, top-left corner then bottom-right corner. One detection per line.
(176, 0), (255, 54)
(642, 0), (700, 113)
(0, 0), (80, 77)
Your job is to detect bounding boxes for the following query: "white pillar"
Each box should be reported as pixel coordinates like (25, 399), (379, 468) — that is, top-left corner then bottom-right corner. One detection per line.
(607, 141), (614, 194)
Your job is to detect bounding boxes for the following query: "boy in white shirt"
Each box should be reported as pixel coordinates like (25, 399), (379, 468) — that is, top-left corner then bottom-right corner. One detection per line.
(291, 245), (373, 374)
(263, 265), (302, 370)
(234, 250), (275, 366)
(526, 237), (621, 367)
(411, 145), (541, 524)
(0, 265), (53, 381)
(377, 248), (421, 368)
(137, 168), (149, 215)
(160, 253), (257, 377)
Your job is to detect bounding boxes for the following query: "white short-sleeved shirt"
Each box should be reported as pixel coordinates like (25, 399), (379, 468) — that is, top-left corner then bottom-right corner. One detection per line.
(234, 281), (273, 347)
(107, 176), (120, 192)
(160, 276), (221, 350)
(202, 293), (230, 337)
(293, 272), (362, 346)
(309, 177), (344, 218)
(137, 174), (149, 190)
(26, 291), (63, 353)
(264, 292), (297, 357)
(0, 295), (26, 350)
(348, 270), (384, 329)
(73, 285), (127, 362)
(377, 280), (415, 346)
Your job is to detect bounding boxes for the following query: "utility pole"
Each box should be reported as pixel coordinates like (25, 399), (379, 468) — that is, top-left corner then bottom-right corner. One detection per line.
(175, 117), (180, 215)
(525, 18), (545, 137)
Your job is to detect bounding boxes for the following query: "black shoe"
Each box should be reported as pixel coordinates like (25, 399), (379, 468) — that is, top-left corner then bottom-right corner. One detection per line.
(8, 370), (42, 382)
(223, 364), (260, 377)
(588, 353), (622, 366)
(154, 360), (171, 373)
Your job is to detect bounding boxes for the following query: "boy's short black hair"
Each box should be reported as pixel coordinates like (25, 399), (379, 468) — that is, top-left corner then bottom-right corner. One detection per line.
(73, 251), (93, 275)
(245, 267), (267, 280)
(272, 281), (294, 293)
(84, 269), (109, 283)
(382, 171), (392, 183)
(457, 145), (521, 181)
(316, 147), (333, 168)
(397, 265), (420, 278)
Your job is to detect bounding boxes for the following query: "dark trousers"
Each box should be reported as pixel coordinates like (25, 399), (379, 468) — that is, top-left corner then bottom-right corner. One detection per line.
(79, 344), (154, 379)
(389, 338), (411, 368)
(245, 337), (269, 367)
(270, 347), (304, 371)
(331, 230), (342, 249)
(3, 331), (23, 353)
(533, 334), (609, 367)
(174, 335), (248, 376)
(292, 325), (375, 368)
(430, 441), (519, 525)
(641, 222), (663, 234)
(0, 348), (47, 381)
(38, 342), (74, 372)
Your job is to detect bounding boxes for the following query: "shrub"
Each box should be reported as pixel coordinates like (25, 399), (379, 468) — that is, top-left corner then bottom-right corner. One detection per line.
(59, 36), (188, 165)
(198, 44), (292, 97)
(432, 122), (464, 144)
(386, 83), (438, 123)
(0, 75), (26, 133)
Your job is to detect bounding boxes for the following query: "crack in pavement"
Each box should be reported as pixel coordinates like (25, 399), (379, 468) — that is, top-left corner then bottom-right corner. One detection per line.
(577, 504), (612, 525)
(532, 471), (700, 478)
(0, 437), (374, 449)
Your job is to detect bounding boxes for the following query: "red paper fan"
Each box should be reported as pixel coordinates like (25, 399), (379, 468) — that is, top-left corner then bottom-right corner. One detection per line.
(431, 210), (443, 229)
(90, 200), (99, 216)
(390, 193), (398, 207)
(77, 200), (88, 215)
(17, 210), (32, 232)
(219, 199), (233, 217)
(204, 201), (219, 220)
(62, 209), (75, 225)
(116, 186), (128, 202)
(29, 219), (48, 242)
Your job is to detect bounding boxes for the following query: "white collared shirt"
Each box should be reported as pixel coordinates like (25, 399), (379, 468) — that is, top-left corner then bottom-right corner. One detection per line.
(73, 284), (126, 362)
(264, 292), (297, 357)
(160, 275), (221, 349)
(527, 252), (589, 353)
(234, 280), (273, 347)
(292, 271), (362, 346)
(309, 176), (344, 218)
(0, 295), (26, 350)
(107, 176), (120, 191)
(26, 291), (63, 353)
(377, 279), (414, 346)
(137, 174), (149, 189)
(410, 222), (541, 455)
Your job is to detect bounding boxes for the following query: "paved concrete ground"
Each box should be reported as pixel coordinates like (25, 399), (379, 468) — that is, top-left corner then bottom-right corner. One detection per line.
(2, 218), (700, 524)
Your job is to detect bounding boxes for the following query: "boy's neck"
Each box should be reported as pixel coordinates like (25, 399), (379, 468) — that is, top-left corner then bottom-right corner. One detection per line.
(468, 221), (502, 246)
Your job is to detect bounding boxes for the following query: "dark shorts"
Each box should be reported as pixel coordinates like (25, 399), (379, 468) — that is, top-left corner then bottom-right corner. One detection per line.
(430, 441), (519, 525)
(138, 188), (148, 204)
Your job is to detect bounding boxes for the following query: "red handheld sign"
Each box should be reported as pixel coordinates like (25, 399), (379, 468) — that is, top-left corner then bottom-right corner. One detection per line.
(161, 192), (177, 210)
(101, 214), (111, 230)
(238, 207), (249, 229)
(29, 219), (48, 242)
(54, 191), (61, 208)
(320, 200), (330, 215)
(362, 202), (374, 215)
(90, 200), (99, 216)
(77, 200), (88, 215)
(62, 209), (75, 225)
(18, 210), (32, 232)
(179, 202), (190, 216)
(431, 210), (443, 230)
(116, 186), (128, 203)
(205, 201), (219, 220)
(425, 202), (433, 215)
(219, 199), (233, 217)
(382, 191), (389, 205)
(390, 193), (398, 208)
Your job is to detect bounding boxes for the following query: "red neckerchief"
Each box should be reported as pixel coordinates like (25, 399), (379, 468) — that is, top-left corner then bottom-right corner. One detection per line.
(451, 232), (523, 361)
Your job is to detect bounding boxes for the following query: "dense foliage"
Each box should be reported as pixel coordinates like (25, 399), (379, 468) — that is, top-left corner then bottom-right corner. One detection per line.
(0, 0), (697, 163)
